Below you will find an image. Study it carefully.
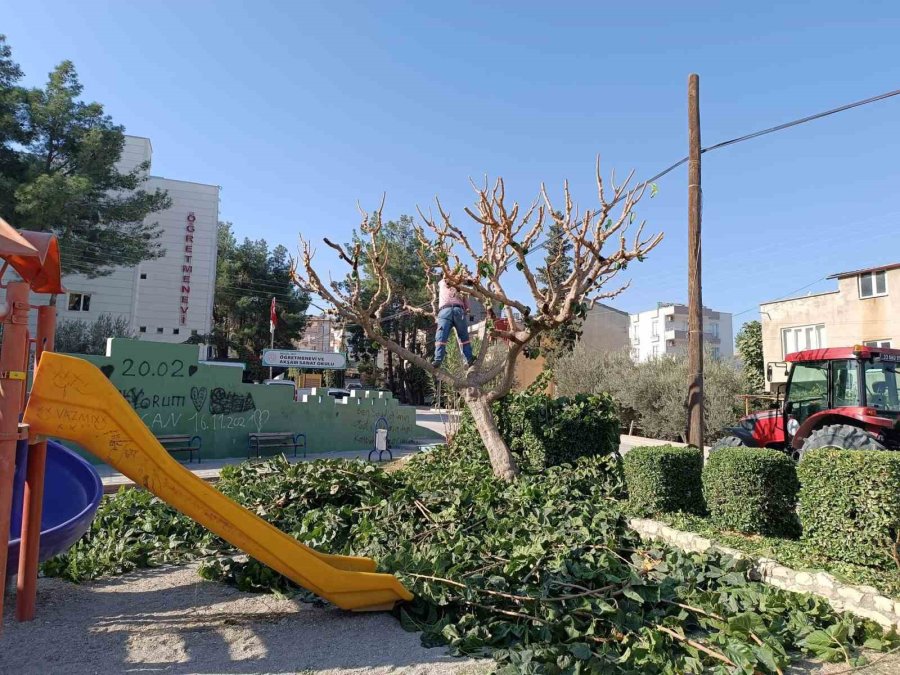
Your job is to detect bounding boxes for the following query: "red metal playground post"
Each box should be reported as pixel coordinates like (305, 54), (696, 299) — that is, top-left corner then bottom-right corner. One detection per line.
(0, 218), (63, 631)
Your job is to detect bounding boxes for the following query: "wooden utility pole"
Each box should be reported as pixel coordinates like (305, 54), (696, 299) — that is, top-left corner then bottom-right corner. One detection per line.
(687, 73), (704, 450)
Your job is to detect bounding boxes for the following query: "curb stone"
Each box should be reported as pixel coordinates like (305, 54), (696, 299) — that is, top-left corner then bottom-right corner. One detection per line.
(627, 517), (900, 630)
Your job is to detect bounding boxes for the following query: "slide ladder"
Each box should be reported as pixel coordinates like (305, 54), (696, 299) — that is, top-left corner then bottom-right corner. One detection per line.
(22, 353), (412, 611)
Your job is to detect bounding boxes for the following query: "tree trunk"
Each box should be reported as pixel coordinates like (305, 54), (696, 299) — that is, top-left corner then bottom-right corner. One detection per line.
(465, 394), (519, 481)
(386, 347), (395, 393)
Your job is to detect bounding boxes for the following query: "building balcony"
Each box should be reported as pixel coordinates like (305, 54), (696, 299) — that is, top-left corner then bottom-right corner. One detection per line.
(665, 329), (687, 341)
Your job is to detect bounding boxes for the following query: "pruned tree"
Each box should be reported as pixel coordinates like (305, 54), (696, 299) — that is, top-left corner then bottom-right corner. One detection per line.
(292, 161), (662, 480)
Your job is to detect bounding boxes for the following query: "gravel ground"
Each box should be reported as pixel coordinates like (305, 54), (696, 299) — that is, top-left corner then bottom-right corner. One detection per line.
(3, 562), (899, 674)
(0, 563), (486, 675)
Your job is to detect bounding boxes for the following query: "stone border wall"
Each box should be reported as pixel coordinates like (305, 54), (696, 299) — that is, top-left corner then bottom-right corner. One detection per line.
(628, 517), (900, 630)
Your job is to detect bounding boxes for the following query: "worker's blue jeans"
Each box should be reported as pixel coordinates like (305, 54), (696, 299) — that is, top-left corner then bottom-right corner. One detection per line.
(434, 306), (473, 364)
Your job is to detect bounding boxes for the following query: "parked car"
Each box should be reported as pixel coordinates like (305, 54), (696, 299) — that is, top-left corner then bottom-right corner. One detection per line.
(327, 388), (351, 400)
(347, 383), (363, 391)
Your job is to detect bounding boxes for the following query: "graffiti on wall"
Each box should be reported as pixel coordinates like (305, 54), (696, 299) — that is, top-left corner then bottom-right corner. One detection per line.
(79, 339), (419, 460)
(208, 388), (255, 414)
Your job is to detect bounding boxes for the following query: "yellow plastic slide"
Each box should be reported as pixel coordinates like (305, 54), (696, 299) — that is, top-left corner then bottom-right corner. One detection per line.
(23, 353), (413, 611)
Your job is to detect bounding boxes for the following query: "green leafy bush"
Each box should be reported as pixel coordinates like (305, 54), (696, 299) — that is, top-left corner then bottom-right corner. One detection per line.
(41, 487), (219, 582)
(554, 344), (745, 441)
(703, 447), (799, 536)
(623, 445), (704, 515)
(453, 377), (620, 471)
(798, 448), (900, 567)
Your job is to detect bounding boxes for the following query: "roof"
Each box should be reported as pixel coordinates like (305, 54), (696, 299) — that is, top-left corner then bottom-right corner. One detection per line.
(759, 289), (839, 306)
(593, 302), (629, 316)
(786, 345), (900, 362)
(827, 262), (900, 280)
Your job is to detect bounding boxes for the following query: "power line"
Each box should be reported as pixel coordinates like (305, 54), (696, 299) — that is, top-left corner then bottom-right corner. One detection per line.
(524, 85), (900, 261)
(732, 276), (829, 318)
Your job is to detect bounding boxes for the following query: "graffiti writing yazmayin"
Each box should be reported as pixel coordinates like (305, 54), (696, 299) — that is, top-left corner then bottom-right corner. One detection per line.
(121, 388), (186, 410)
(208, 388), (255, 415)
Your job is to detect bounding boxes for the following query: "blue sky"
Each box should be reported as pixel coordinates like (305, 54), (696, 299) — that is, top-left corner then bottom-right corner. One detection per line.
(5, 1), (900, 331)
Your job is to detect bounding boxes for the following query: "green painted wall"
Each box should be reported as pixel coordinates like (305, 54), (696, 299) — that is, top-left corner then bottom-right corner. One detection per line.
(66, 339), (423, 462)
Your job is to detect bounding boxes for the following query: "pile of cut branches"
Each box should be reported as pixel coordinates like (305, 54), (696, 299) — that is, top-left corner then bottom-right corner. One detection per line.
(47, 449), (896, 673)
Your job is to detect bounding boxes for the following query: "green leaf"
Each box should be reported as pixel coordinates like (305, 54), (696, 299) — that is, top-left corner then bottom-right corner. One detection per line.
(650, 183), (659, 198)
(569, 643), (593, 660)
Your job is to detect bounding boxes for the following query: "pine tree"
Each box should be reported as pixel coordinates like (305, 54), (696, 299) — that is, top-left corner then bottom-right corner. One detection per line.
(536, 220), (582, 361)
(0, 36), (170, 277)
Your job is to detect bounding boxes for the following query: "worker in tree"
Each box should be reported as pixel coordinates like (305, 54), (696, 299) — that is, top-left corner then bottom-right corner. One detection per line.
(432, 276), (475, 368)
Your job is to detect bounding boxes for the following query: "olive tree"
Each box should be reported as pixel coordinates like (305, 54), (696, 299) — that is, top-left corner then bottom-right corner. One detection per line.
(293, 162), (662, 480)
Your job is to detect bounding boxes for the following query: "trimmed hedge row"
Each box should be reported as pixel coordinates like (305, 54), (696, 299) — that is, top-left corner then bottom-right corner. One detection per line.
(623, 446), (704, 516)
(703, 447), (799, 537)
(625, 442), (900, 571)
(453, 387), (620, 471)
(798, 448), (900, 568)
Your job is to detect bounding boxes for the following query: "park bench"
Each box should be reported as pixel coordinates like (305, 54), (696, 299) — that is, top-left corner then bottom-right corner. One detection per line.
(247, 432), (307, 459)
(158, 434), (202, 463)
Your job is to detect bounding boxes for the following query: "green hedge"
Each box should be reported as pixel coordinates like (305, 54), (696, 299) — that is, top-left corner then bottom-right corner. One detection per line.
(452, 383), (620, 472)
(703, 447), (799, 537)
(798, 448), (900, 567)
(623, 446), (704, 516)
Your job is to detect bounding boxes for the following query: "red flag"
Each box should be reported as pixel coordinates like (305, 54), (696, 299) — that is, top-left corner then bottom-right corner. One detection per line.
(270, 297), (277, 334)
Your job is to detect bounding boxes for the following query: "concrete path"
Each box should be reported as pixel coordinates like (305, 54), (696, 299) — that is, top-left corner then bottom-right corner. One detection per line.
(98, 408), (697, 492)
(98, 409), (446, 492)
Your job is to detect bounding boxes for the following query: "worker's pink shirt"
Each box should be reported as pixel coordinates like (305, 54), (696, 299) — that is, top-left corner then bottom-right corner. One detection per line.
(438, 280), (467, 309)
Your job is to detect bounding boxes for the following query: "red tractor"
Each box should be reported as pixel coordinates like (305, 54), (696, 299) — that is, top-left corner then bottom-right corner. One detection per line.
(712, 345), (900, 459)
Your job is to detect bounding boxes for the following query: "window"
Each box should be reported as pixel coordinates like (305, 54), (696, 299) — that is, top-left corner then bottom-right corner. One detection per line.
(630, 348), (640, 361)
(139, 326), (146, 333)
(831, 360), (859, 407)
(712, 346), (721, 359)
(864, 357), (900, 412)
(67, 293), (91, 312)
(781, 323), (825, 358)
(156, 327), (164, 334)
(651, 344), (659, 358)
(139, 273), (147, 280)
(173, 328), (180, 335)
(786, 361), (828, 427)
(651, 319), (659, 338)
(859, 270), (887, 299)
(864, 340), (893, 348)
(707, 322), (719, 338)
(191, 329), (198, 336)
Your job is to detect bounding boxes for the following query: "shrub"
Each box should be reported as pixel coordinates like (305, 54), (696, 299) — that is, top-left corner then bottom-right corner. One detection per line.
(55, 314), (133, 355)
(554, 344), (745, 441)
(798, 448), (900, 567)
(453, 378), (620, 472)
(623, 445), (704, 516)
(703, 447), (799, 536)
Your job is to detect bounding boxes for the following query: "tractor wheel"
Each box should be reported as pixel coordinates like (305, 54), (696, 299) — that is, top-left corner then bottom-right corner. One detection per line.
(709, 435), (751, 453)
(797, 424), (885, 461)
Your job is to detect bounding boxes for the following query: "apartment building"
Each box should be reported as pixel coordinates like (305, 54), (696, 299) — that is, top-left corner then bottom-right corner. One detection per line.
(578, 303), (630, 353)
(296, 315), (345, 352)
(629, 302), (734, 362)
(760, 262), (899, 390)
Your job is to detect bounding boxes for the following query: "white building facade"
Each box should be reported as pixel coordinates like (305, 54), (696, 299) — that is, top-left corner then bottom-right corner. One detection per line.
(629, 302), (733, 362)
(33, 136), (219, 343)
